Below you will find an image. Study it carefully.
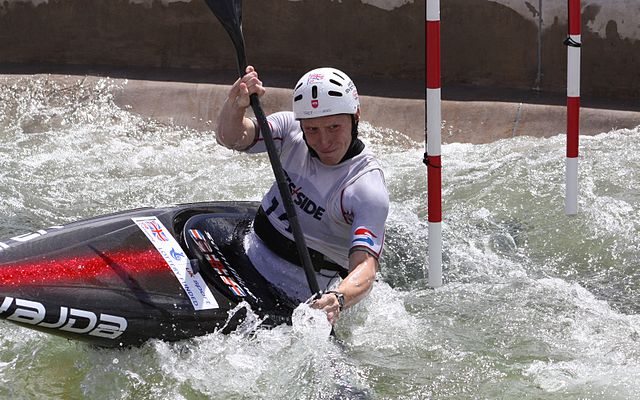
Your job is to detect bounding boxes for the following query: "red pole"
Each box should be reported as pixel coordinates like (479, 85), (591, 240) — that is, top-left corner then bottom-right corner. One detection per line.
(425, 0), (442, 287)
(565, 0), (581, 214)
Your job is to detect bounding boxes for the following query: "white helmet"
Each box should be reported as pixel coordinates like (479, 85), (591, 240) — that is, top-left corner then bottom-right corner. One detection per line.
(292, 67), (359, 120)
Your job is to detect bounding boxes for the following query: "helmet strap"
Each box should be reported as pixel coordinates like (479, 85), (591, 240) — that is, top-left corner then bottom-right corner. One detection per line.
(339, 115), (364, 163)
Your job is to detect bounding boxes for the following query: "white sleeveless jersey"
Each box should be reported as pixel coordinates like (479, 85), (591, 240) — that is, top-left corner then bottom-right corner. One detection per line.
(245, 111), (389, 268)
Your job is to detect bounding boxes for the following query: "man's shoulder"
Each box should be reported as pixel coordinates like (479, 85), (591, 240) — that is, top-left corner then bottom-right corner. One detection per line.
(268, 111), (302, 139)
(351, 149), (383, 174)
(268, 111), (296, 126)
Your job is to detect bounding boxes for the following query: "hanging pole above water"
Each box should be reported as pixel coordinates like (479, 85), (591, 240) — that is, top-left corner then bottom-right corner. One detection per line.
(565, 0), (581, 215)
(425, 0), (442, 288)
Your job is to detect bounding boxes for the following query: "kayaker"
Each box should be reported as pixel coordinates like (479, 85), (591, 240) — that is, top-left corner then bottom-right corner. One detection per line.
(216, 66), (389, 325)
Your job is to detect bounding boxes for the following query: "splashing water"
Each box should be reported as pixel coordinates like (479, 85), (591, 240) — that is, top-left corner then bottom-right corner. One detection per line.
(1, 75), (639, 399)
(291, 302), (333, 339)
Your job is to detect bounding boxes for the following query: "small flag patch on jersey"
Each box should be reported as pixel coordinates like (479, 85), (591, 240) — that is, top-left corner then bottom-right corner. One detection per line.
(352, 227), (377, 247)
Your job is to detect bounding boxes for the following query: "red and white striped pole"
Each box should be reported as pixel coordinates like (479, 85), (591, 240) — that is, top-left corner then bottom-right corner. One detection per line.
(565, 0), (581, 215)
(426, 0), (442, 287)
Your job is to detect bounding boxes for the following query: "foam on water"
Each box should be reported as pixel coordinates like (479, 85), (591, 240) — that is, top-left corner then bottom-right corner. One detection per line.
(1, 76), (639, 399)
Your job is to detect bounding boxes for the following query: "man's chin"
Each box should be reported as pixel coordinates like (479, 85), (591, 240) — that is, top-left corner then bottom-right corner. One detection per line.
(319, 154), (340, 165)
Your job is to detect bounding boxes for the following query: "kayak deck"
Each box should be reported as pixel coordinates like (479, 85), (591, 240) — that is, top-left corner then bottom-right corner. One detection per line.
(0, 202), (295, 347)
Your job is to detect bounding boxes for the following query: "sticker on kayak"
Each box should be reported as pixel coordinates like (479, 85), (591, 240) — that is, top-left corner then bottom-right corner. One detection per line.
(132, 217), (218, 310)
(0, 225), (65, 252)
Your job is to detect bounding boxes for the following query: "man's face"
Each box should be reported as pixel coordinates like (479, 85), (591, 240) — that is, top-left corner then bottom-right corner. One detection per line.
(301, 112), (358, 165)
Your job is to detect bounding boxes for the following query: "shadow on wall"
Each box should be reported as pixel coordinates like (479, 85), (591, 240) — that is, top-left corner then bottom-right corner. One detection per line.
(0, 0), (423, 83)
(542, 3), (640, 100)
(442, 0), (640, 100)
(0, 0), (637, 102)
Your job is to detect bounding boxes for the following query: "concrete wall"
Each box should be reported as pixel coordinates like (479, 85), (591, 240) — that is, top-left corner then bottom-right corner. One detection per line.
(1, 0), (638, 100)
(1, 0), (638, 143)
(492, 0), (640, 41)
(0, 0), (423, 83)
(443, 0), (640, 99)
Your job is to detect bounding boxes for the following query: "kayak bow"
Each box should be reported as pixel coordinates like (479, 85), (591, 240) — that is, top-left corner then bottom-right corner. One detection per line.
(0, 201), (294, 347)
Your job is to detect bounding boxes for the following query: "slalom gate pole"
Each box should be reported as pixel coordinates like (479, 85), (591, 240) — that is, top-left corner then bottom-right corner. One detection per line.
(425, 0), (442, 288)
(565, 0), (581, 215)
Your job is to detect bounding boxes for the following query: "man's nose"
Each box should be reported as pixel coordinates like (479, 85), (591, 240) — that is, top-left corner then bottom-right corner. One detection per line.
(319, 130), (331, 146)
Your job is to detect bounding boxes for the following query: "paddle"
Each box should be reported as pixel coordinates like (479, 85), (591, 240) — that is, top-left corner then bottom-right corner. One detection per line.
(204, 0), (321, 297)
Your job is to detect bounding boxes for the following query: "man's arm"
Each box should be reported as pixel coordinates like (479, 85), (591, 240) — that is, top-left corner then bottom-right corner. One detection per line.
(312, 170), (388, 325)
(312, 250), (378, 325)
(216, 66), (264, 150)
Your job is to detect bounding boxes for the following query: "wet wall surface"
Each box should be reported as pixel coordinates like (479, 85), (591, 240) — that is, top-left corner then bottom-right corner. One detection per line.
(442, 0), (640, 101)
(1, 0), (638, 101)
(0, 0), (423, 87)
(0, 0), (637, 143)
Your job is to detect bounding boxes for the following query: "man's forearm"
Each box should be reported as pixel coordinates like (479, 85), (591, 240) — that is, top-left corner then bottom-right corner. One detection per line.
(338, 251), (378, 309)
(216, 98), (255, 150)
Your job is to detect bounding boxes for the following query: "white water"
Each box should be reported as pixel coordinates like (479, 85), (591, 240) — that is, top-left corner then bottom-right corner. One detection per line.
(0, 76), (639, 399)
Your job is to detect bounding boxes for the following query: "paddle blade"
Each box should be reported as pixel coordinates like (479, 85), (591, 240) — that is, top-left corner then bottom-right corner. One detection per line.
(204, 0), (247, 75)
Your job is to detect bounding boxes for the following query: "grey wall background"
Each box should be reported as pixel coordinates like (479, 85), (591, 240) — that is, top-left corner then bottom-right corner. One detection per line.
(0, 0), (638, 101)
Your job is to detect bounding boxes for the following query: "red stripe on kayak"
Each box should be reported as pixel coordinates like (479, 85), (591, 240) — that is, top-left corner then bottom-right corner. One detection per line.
(0, 249), (168, 286)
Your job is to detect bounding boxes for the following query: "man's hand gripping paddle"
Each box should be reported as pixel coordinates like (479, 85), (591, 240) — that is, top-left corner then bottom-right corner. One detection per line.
(204, 0), (322, 298)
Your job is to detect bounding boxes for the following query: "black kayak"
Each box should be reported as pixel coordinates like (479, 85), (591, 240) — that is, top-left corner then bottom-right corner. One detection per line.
(0, 201), (296, 347)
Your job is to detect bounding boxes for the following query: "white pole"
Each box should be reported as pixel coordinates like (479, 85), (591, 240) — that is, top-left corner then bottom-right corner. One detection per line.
(565, 0), (581, 215)
(426, 0), (442, 288)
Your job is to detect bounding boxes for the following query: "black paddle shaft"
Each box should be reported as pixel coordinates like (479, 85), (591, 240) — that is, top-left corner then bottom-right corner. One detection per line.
(204, 0), (321, 296)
